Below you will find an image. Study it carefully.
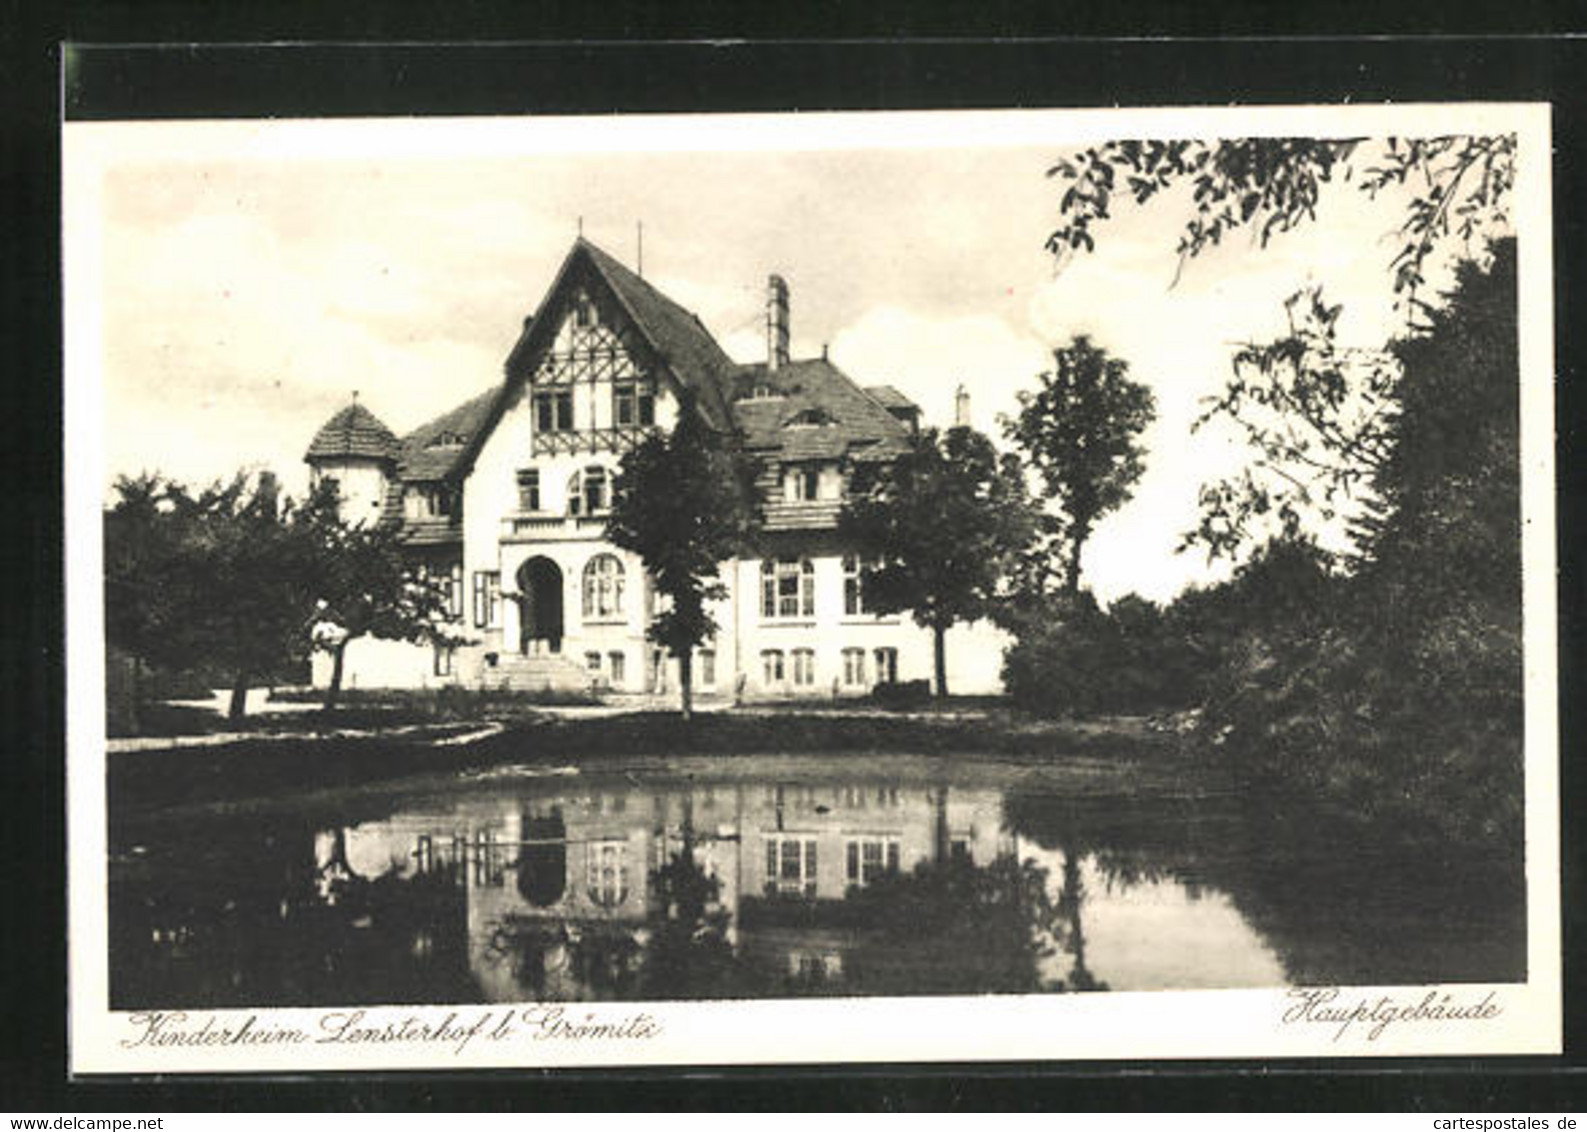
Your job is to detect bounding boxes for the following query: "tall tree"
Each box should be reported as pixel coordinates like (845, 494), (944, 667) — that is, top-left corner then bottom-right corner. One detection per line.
(1191, 244), (1522, 849)
(607, 396), (758, 720)
(1047, 135), (1514, 303)
(105, 471), (324, 721)
(839, 425), (1043, 698)
(1004, 335), (1156, 594)
(301, 484), (464, 711)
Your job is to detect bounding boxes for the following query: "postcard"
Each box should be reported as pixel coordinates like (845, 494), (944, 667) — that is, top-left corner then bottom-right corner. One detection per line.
(64, 102), (1558, 1072)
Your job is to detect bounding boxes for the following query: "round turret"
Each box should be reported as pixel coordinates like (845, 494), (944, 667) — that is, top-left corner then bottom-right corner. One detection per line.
(305, 400), (399, 526)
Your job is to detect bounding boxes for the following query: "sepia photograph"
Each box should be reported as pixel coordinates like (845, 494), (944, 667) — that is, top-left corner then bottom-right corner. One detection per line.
(63, 103), (1558, 1071)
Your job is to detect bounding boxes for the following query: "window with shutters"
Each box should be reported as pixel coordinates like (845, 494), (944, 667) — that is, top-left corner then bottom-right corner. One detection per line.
(761, 558), (815, 620)
(472, 571), (501, 629)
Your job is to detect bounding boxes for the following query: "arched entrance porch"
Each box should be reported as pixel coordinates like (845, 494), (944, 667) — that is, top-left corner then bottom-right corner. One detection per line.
(516, 556), (564, 655)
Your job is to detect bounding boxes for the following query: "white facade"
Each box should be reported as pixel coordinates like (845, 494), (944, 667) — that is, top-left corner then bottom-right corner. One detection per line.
(310, 459), (388, 529)
(307, 241), (1010, 699)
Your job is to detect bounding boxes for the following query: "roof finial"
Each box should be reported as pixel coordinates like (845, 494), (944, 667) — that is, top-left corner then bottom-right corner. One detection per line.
(577, 216), (583, 238)
(637, 220), (644, 278)
(351, 389), (359, 404)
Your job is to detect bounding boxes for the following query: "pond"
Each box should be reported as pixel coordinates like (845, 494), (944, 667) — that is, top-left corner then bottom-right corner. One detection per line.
(107, 752), (1526, 1008)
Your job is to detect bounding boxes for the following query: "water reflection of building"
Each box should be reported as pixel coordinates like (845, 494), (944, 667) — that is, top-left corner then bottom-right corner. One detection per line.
(736, 780), (1010, 992)
(339, 776), (1011, 1000)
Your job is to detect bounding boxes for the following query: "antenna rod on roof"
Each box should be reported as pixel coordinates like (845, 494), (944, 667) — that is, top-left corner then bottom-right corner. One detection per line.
(637, 221), (644, 278)
(577, 216), (583, 237)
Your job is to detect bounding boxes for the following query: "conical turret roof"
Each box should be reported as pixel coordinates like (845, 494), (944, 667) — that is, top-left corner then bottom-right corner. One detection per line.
(305, 401), (399, 463)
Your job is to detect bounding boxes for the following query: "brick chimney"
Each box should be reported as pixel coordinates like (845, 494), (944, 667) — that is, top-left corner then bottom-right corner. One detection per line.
(766, 274), (790, 372)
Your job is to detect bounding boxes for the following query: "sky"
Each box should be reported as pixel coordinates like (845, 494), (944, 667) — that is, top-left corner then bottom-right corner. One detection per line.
(66, 109), (1520, 602)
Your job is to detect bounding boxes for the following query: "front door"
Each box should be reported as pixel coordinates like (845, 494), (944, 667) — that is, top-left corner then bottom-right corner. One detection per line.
(517, 556), (564, 655)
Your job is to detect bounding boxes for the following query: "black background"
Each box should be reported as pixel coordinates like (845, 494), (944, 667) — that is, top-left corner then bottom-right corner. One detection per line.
(6, 5), (1585, 1112)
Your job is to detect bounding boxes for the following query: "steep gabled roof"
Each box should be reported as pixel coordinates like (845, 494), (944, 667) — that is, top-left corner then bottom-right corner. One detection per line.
(864, 384), (918, 412)
(376, 240), (915, 502)
(305, 402), (399, 463)
(730, 358), (913, 464)
(460, 238), (738, 478)
(392, 387), (497, 481)
(577, 240), (737, 431)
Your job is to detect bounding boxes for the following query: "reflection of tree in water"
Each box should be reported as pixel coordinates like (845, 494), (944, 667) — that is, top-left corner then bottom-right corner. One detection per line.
(110, 818), (478, 1009)
(1053, 843), (1107, 992)
(1001, 788), (1527, 987)
(485, 919), (645, 1001)
(481, 830), (741, 1002)
(642, 837), (743, 1000)
(835, 852), (1062, 996)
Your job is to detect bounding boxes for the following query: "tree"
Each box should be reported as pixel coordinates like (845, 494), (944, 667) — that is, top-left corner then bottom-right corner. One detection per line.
(839, 425), (1043, 698)
(1004, 335), (1157, 594)
(1188, 244), (1523, 850)
(1047, 135), (1515, 303)
(104, 473), (194, 674)
(104, 471), (325, 721)
(301, 484), (463, 711)
(1183, 286), (1400, 562)
(607, 396), (758, 720)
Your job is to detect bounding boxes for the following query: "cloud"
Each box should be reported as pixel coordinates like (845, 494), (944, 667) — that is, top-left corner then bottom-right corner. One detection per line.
(830, 305), (1051, 430)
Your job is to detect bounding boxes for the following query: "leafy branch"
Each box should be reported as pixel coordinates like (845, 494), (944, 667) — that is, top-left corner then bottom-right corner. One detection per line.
(1048, 135), (1515, 305)
(1182, 286), (1401, 561)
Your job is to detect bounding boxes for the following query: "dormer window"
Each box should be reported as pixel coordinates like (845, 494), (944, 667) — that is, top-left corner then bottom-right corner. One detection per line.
(574, 294), (597, 329)
(784, 463), (836, 503)
(403, 484), (455, 520)
(787, 466), (820, 502)
(736, 381), (785, 403)
(426, 429), (466, 448)
(785, 408), (834, 429)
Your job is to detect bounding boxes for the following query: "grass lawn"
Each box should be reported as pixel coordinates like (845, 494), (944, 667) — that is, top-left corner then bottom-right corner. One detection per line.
(112, 685), (603, 738)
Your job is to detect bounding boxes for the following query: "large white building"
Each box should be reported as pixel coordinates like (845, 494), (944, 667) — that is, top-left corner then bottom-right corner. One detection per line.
(305, 237), (1007, 699)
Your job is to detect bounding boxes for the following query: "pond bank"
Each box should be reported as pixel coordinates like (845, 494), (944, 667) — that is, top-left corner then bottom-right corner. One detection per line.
(107, 707), (1196, 818)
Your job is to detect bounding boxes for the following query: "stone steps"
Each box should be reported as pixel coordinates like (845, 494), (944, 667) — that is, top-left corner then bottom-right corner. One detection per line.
(482, 652), (595, 694)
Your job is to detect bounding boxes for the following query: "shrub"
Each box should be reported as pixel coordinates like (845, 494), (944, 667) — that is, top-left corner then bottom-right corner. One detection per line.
(869, 679), (933, 709)
(1002, 591), (1201, 718)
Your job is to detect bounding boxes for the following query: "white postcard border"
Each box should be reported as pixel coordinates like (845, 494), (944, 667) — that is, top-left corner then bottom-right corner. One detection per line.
(64, 101), (1560, 1073)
